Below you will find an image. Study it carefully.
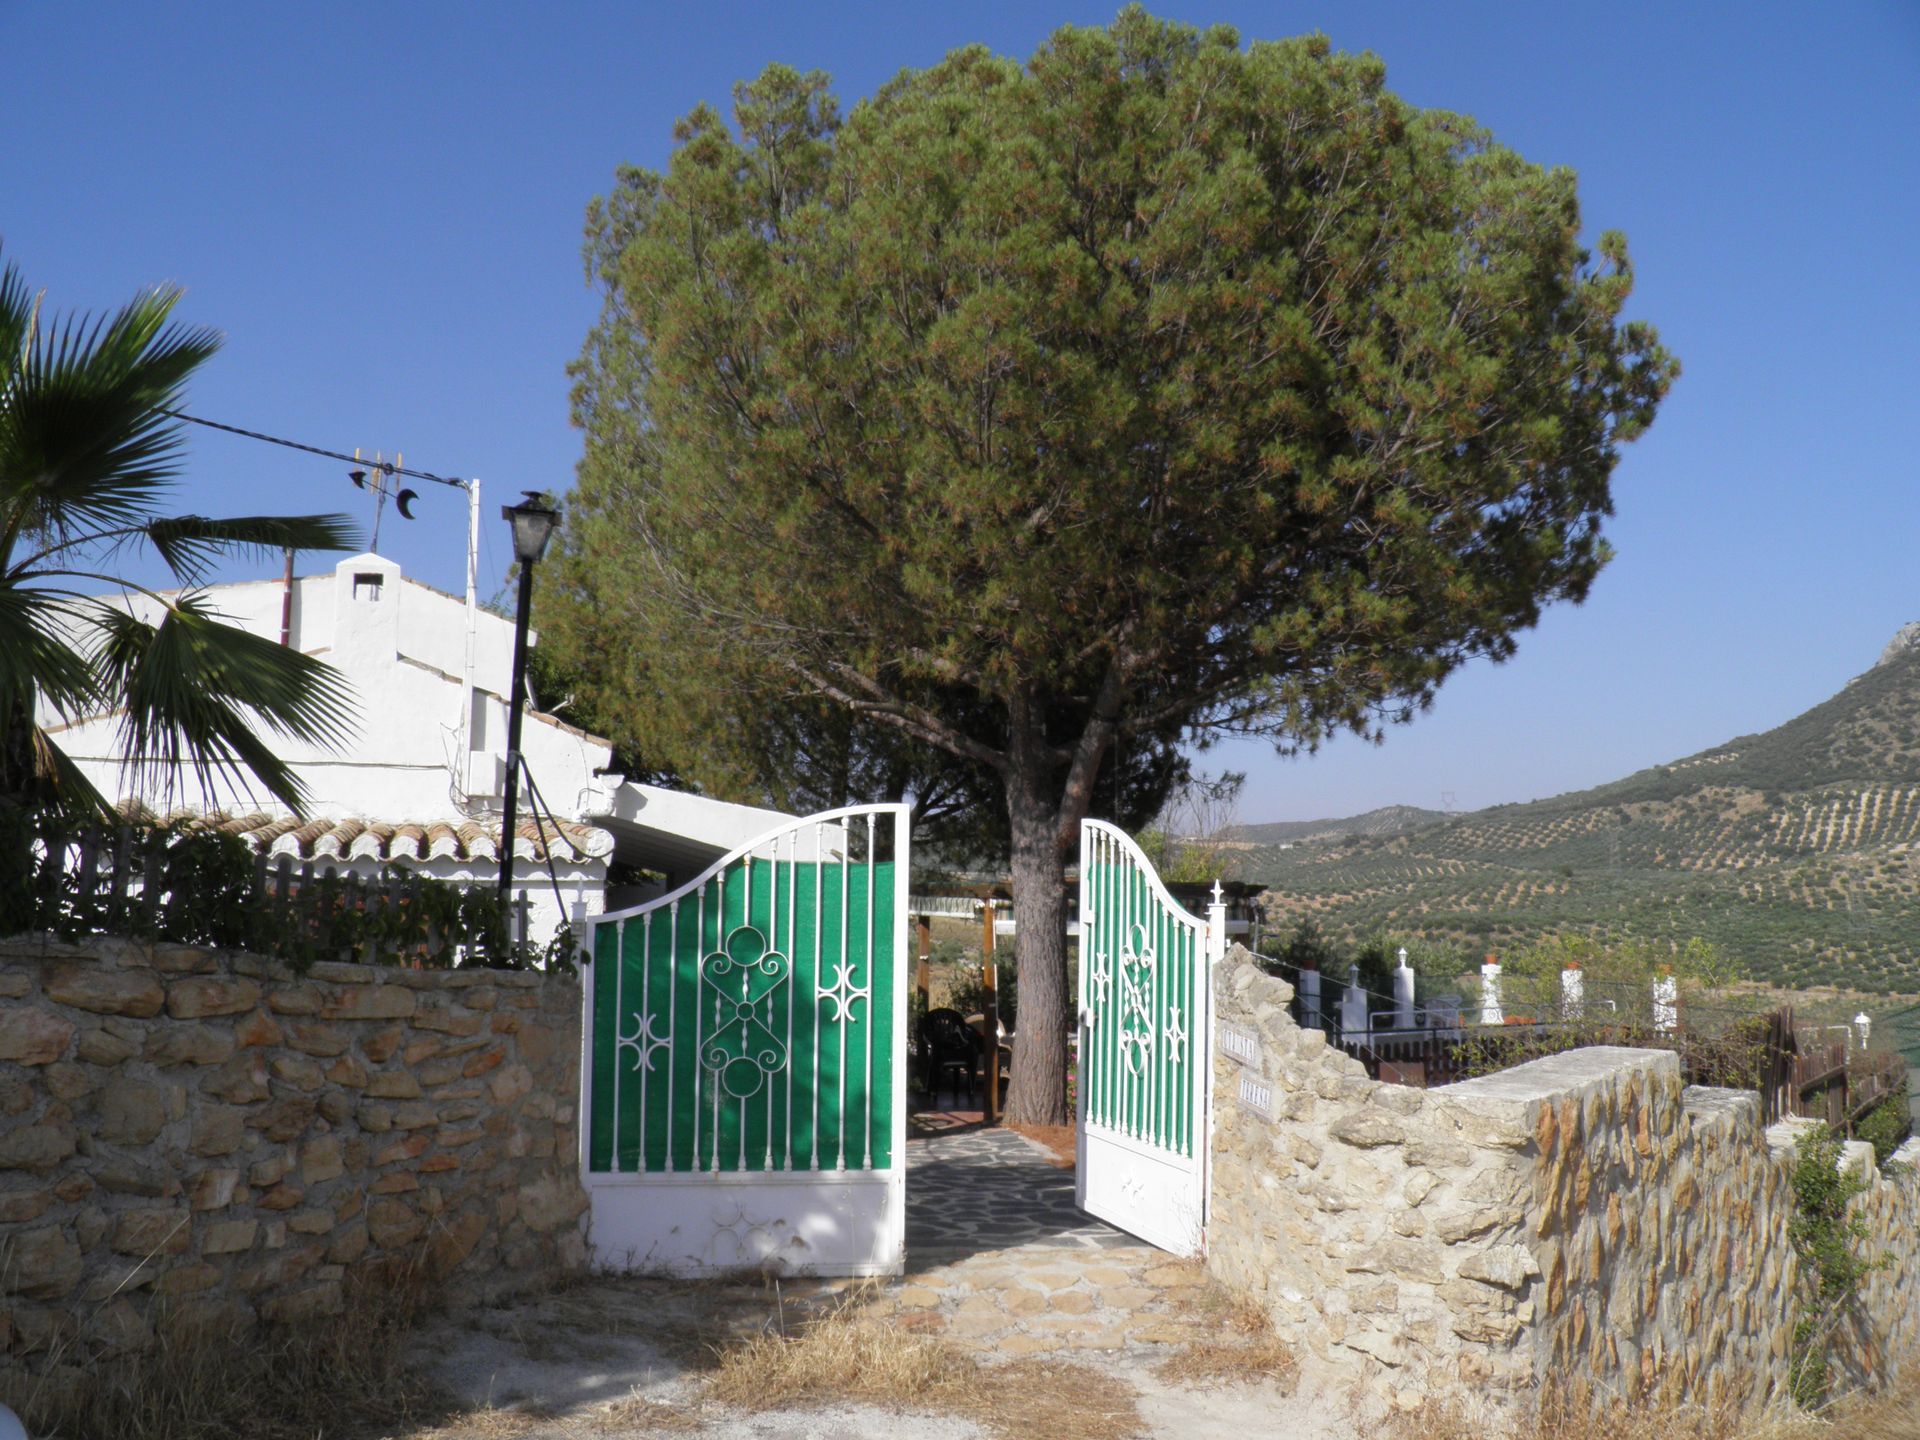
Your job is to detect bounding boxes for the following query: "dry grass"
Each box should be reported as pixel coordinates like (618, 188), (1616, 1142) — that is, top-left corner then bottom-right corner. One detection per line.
(591, 1391), (706, 1433)
(1820, 1382), (1920, 1440)
(0, 1260), (451, 1440)
(1368, 1380), (1920, 1440)
(704, 1288), (1142, 1438)
(1155, 1276), (1299, 1390)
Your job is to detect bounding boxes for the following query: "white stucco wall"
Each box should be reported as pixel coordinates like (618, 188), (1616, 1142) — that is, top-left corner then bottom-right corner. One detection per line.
(42, 552), (614, 824)
(39, 553), (804, 949)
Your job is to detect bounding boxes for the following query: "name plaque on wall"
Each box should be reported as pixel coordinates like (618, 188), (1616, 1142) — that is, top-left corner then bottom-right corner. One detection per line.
(1219, 1022), (1262, 1069)
(1238, 1073), (1273, 1118)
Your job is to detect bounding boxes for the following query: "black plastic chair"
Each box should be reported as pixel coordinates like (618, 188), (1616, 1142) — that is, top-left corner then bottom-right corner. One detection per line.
(917, 1007), (981, 1105)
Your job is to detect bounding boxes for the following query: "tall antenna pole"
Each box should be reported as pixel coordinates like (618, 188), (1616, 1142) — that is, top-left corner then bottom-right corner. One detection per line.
(461, 477), (481, 801)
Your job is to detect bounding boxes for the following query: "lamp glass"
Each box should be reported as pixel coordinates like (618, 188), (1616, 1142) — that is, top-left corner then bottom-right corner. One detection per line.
(503, 493), (559, 564)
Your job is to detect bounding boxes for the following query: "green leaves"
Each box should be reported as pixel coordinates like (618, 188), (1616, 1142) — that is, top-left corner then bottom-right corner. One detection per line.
(560, 11), (1675, 1116)
(0, 246), (359, 820)
(89, 594), (359, 814)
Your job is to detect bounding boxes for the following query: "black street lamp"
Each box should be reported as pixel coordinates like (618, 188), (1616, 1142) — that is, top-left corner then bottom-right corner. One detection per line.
(498, 491), (560, 914)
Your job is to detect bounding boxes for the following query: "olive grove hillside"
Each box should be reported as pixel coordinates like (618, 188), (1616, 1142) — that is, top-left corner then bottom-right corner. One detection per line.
(1250, 628), (1920, 994)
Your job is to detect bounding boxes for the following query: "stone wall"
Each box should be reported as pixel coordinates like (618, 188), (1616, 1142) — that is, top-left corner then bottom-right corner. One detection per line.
(1207, 946), (1920, 1414)
(0, 935), (587, 1383)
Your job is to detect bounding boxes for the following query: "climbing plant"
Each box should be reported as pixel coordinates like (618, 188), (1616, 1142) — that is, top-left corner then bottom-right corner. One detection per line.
(1786, 1123), (1886, 1406)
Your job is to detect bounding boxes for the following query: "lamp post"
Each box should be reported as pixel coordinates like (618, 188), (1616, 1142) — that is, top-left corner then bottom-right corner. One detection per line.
(498, 492), (560, 917)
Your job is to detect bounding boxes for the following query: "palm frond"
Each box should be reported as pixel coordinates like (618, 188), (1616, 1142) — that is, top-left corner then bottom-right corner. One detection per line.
(28, 725), (112, 821)
(145, 513), (359, 584)
(0, 286), (220, 551)
(88, 596), (359, 815)
(0, 584), (98, 719)
(0, 253), (33, 373)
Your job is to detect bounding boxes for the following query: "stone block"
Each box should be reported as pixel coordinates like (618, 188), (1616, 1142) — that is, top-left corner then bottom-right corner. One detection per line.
(328, 1221), (369, 1264)
(234, 1010), (283, 1047)
(362, 1026), (407, 1063)
(375, 1134), (432, 1165)
(76, 1027), (140, 1065)
(300, 1136), (345, 1185)
(366, 1070), (422, 1100)
(112, 1207), (191, 1256)
(366, 1197), (425, 1248)
(43, 1060), (95, 1101)
(190, 1105), (248, 1157)
(204, 1218), (260, 1254)
(392, 1103), (437, 1130)
(325, 1056), (371, 1092)
(516, 1175), (588, 1233)
(188, 1168), (240, 1210)
(202, 1052), (270, 1105)
(166, 977), (262, 1019)
(259, 1183), (306, 1211)
(96, 1077), (171, 1144)
(144, 1023), (236, 1066)
(0, 1006), (76, 1065)
(94, 1158), (173, 1197)
(289, 1208), (334, 1235)
(322, 985), (415, 1021)
(1456, 1245), (1541, 1291)
(413, 1004), (485, 1037)
(0, 1191), (52, 1223)
(155, 1262), (222, 1296)
(263, 1281), (343, 1325)
(4, 1227), (83, 1299)
(461, 1047), (506, 1080)
(270, 1054), (325, 1091)
(46, 964), (165, 1017)
(489, 1064), (534, 1104)
(0, 1120), (77, 1171)
(280, 1020), (347, 1057)
(266, 984), (323, 1015)
(250, 1096), (318, 1142)
(1329, 1112), (1407, 1149)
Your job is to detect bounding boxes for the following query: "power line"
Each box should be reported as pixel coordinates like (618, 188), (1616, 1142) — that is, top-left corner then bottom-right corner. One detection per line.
(157, 408), (470, 490)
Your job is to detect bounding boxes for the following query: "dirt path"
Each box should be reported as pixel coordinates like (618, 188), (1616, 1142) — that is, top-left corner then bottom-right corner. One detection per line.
(395, 1126), (1364, 1438)
(402, 1259), (1362, 1439)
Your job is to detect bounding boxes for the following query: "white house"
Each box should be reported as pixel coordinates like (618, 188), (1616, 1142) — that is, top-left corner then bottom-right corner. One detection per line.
(43, 552), (791, 948)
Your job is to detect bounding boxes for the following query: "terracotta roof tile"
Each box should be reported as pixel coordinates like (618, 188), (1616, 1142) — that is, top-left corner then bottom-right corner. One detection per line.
(124, 806), (611, 865)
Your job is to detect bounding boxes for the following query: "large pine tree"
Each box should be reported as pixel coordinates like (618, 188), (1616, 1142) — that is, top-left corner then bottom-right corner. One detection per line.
(558, 9), (1677, 1123)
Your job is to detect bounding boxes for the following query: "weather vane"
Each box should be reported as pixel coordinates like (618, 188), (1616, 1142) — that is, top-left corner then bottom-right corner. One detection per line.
(348, 448), (419, 553)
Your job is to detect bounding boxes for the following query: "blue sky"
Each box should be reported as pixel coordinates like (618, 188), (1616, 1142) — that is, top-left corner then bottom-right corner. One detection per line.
(5, 2), (1917, 823)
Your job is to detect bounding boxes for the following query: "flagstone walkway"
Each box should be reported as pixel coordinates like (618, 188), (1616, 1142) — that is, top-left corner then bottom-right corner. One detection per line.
(904, 1121), (1132, 1259)
(890, 1120), (1205, 1358)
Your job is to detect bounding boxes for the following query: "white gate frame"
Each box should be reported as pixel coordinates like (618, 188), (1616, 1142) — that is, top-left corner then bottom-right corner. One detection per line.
(578, 804), (910, 1277)
(1075, 819), (1227, 1257)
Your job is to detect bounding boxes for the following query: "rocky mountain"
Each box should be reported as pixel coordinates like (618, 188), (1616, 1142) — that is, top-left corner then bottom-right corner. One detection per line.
(1245, 630), (1920, 994)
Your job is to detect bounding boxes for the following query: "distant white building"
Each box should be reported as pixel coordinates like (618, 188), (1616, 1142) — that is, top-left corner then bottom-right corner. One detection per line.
(42, 552), (790, 948)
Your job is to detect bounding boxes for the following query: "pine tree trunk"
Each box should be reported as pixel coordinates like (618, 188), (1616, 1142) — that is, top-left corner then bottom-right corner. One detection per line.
(1004, 799), (1070, 1124)
(1001, 699), (1076, 1126)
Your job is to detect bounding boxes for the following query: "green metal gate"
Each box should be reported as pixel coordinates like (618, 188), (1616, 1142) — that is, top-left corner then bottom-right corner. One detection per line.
(1077, 819), (1223, 1255)
(581, 805), (909, 1275)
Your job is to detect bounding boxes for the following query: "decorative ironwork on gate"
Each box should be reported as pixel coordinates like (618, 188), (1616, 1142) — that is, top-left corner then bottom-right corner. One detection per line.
(1078, 821), (1212, 1158)
(586, 806), (907, 1175)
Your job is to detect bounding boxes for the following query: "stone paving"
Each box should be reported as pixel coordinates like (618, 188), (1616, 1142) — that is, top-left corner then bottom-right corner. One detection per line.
(868, 1240), (1207, 1358)
(887, 1120), (1207, 1358)
(904, 1122), (1133, 1259)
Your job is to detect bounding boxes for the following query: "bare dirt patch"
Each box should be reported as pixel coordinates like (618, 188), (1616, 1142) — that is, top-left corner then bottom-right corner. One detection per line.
(1009, 1121), (1076, 1168)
